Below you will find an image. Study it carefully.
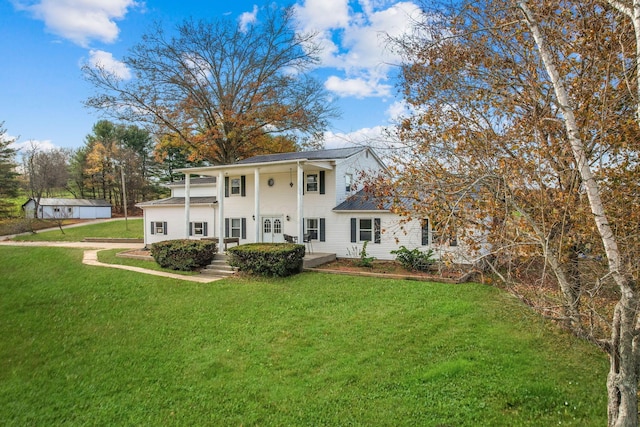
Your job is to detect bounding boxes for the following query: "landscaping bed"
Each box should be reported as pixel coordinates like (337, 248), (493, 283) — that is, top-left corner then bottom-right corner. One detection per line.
(313, 258), (478, 283)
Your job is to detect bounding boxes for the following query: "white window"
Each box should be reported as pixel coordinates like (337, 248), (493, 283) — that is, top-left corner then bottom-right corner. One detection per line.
(345, 173), (353, 193)
(359, 218), (373, 242)
(230, 218), (242, 238)
(190, 221), (207, 237)
(67, 207), (73, 214)
(306, 218), (319, 240)
(54, 207), (61, 213)
(230, 177), (241, 195)
(152, 221), (167, 235)
(306, 173), (318, 192)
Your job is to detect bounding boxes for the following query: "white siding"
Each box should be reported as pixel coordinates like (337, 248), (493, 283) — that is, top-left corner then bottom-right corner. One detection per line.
(143, 205), (216, 246)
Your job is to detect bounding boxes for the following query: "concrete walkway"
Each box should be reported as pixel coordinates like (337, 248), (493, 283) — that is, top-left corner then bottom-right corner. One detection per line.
(0, 239), (224, 283)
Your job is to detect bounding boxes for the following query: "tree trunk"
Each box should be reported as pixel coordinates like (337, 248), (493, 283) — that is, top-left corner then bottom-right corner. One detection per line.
(518, 2), (639, 425)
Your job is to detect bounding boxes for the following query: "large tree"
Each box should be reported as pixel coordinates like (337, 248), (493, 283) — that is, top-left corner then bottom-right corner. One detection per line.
(84, 6), (337, 164)
(22, 143), (71, 213)
(81, 120), (166, 212)
(384, 0), (639, 424)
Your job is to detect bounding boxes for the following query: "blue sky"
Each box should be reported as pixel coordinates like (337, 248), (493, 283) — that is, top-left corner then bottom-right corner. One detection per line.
(1, 0), (421, 153)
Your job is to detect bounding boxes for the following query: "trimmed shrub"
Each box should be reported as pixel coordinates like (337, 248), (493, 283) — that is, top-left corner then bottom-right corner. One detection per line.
(228, 243), (305, 277)
(390, 246), (435, 272)
(150, 239), (217, 271)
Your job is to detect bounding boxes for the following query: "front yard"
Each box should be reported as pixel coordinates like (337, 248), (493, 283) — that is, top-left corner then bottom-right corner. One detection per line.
(0, 246), (608, 426)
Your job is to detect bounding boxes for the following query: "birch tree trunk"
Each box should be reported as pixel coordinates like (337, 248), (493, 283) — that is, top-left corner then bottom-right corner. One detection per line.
(518, 2), (639, 426)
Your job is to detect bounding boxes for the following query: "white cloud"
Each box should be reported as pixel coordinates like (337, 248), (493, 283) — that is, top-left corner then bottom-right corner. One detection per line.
(294, 0), (422, 100)
(87, 49), (131, 80)
(385, 99), (409, 121)
(11, 0), (140, 47)
(239, 5), (259, 32)
(294, 0), (350, 32)
(11, 139), (58, 154)
(325, 75), (391, 98)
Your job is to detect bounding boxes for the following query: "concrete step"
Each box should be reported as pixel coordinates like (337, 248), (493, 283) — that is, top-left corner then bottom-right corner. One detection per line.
(200, 255), (237, 277)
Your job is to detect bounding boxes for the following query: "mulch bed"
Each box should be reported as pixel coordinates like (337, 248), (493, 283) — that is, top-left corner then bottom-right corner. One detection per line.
(311, 259), (479, 283)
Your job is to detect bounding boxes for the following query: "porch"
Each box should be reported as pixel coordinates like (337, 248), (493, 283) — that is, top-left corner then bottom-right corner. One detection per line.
(303, 252), (336, 268)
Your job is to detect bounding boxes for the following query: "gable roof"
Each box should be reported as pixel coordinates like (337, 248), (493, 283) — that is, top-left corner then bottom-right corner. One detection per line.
(23, 198), (111, 208)
(236, 147), (365, 164)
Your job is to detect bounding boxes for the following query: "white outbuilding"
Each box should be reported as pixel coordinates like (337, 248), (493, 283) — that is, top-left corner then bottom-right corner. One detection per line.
(22, 198), (112, 219)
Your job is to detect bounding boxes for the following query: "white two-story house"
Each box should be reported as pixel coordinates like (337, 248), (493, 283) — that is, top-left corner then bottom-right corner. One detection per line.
(137, 147), (468, 261)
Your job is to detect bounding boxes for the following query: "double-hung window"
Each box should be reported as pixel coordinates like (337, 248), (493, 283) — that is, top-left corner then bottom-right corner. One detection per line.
(359, 219), (373, 242)
(306, 218), (319, 240)
(306, 173), (318, 192)
(151, 221), (167, 235)
(230, 177), (241, 196)
(190, 221), (208, 237)
(350, 217), (381, 244)
(345, 173), (353, 193)
(230, 218), (242, 238)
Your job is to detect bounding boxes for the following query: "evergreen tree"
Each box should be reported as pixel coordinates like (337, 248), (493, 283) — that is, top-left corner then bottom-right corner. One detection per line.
(0, 122), (19, 217)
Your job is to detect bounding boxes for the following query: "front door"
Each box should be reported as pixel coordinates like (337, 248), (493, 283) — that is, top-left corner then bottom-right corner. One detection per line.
(262, 216), (284, 243)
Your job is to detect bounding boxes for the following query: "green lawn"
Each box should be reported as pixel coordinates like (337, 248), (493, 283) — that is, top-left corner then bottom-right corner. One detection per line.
(0, 246), (608, 426)
(12, 218), (143, 241)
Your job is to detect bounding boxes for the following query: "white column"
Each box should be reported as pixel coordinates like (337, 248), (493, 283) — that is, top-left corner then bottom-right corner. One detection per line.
(254, 168), (261, 242)
(184, 173), (191, 239)
(217, 171), (225, 253)
(297, 162), (304, 242)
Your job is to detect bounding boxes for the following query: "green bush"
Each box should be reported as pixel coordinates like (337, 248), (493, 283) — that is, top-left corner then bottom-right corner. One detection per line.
(150, 239), (217, 271)
(228, 243), (305, 277)
(390, 246), (435, 272)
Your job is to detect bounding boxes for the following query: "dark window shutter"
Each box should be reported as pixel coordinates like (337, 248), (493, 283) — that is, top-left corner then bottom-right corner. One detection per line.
(374, 218), (381, 243)
(189, 222), (193, 236)
(241, 218), (247, 239)
(163, 222), (168, 235)
(319, 171), (325, 194)
(150, 222), (155, 235)
(204, 222), (208, 237)
(350, 218), (357, 243)
(225, 218), (229, 238)
(320, 218), (326, 242)
(241, 175), (246, 197)
(421, 219), (429, 246)
(224, 177), (230, 197)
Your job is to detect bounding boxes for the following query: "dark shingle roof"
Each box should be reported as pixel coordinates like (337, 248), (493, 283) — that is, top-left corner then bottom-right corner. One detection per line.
(236, 147), (365, 164)
(334, 190), (392, 211)
(166, 176), (217, 186)
(137, 197), (217, 207)
(334, 190), (414, 212)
